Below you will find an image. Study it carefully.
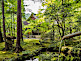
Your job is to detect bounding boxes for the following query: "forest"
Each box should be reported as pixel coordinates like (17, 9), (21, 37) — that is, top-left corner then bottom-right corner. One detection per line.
(0, 0), (81, 61)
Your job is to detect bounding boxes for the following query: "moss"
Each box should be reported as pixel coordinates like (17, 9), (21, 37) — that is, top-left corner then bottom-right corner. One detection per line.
(0, 38), (70, 61)
(0, 42), (5, 50)
(61, 46), (73, 53)
(0, 39), (43, 61)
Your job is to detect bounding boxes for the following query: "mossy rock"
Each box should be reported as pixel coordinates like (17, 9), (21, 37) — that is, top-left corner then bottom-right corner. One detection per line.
(61, 46), (73, 53)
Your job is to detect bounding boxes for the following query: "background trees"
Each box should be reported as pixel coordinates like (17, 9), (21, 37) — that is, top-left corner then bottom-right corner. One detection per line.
(25, 0), (81, 41)
(0, 0), (25, 51)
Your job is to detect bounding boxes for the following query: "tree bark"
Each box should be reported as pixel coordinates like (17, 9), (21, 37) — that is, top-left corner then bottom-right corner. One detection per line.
(62, 31), (81, 40)
(0, 17), (3, 42)
(13, 8), (15, 36)
(0, 31), (3, 42)
(11, 13), (13, 36)
(61, 0), (65, 37)
(2, 0), (8, 50)
(16, 0), (23, 53)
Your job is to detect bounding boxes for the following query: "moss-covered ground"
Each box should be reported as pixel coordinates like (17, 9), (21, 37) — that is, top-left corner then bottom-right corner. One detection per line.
(0, 39), (54, 61)
(0, 39), (43, 61)
(0, 38), (81, 61)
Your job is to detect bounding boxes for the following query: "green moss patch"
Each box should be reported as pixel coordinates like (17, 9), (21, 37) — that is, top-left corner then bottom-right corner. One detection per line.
(0, 39), (43, 61)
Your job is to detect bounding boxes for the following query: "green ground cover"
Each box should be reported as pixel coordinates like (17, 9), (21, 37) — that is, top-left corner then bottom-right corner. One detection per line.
(0, 39), (43, 61)
(0, 38), (81, 61)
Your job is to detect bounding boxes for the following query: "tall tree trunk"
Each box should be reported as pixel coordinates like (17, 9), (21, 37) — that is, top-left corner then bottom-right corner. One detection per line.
(2, 0), (8, 50)
(62, 0), (65, 37)
(16, 0), (23, 53)
(11, 13), (13, 36)
(0, 26), (3, 42)
(0, 16), (3, 42)
(0, 31), (3, 42)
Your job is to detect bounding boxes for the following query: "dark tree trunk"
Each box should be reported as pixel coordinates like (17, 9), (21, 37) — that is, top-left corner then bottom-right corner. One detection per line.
(11, 13), (13, 36)
(2, 0), (8, 50)
(16, 0), (23, 53)
(61, 0), (65, 37)
(0, 30), (3, 42)
(62, 29), (64, 37)
(0, 17), (3, 42)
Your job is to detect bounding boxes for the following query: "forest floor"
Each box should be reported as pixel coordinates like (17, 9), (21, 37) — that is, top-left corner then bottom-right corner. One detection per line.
(0, 38), (53, 61)
(0, 38), (81, 61)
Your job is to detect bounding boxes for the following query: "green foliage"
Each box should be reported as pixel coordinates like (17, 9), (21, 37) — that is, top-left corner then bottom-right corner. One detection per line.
(71, 47), (80, 54)
(22, 50), (31, 54)
(0, 0), (25, 37)
(28, 0), (81, 41)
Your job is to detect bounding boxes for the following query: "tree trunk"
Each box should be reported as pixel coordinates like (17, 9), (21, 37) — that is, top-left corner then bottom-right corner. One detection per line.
(62, 28), (65, 37)
(11, 13), (13, 36)
(16, 0), (23, 53)
(0, 17), (3, 42)
(0, 31), (3, 42)
(62, 31), (81, 40)
(13, 8), (15, 36)
(61, 0), (65, 37)
(2, 0), (8, 50)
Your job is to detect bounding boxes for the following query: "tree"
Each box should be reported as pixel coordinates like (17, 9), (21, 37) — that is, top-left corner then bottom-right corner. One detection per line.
(16, 0), (23, 53)
(2, 0), (8, 50)
(0, 25), (3, 42)
(28, 0), (81, 41)
(0, 0), (3, 42)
